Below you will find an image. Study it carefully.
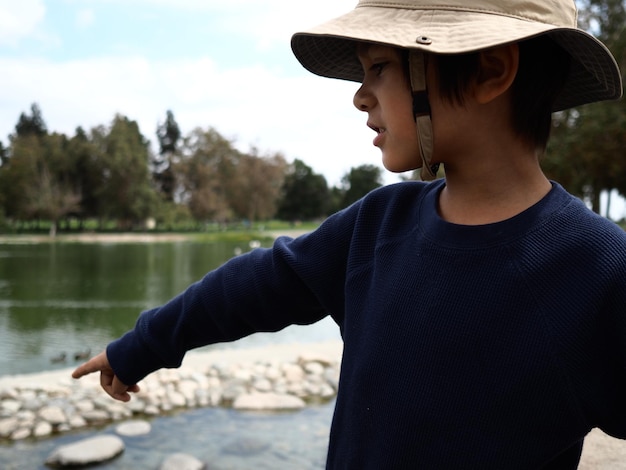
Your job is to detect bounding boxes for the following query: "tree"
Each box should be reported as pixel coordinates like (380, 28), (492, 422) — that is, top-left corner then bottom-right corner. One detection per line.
(277, 159), (330, 221)
(154, 110), (181, 202)
(97, 115), (158, 228)
(0, 134), (43, 221)
(340, 164), (383, 208)
(227, 149), (287, 222)
(14, 103), (48, 138)
(543, 0), (626, 215)
(0, 141), (8, 166)
(23, 162), (81, 236)
(177, 127), (241, 224)
(65, 127), (102, 225)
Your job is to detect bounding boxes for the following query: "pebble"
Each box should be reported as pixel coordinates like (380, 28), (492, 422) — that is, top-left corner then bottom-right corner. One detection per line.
(233, 392), (306, 411)
(159, 452), (206, 470)
(45, 435), (125, 466)
(0, 353), (340, 446)
(116, 419), (152, 436)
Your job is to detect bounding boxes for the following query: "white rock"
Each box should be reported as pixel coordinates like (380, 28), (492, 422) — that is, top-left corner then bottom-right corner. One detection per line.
(232, 367), (252, 382)
(209, 390), (222, 407)
(167, 390), (187, 408)
(252, 378), (273, 392)
(324, 367), (340, 390)
(33, 421), (53, 437)
(158, 368), (180, 383)
(38, 406), (67, 425)
(0, 417), (19, 437)
(265, 365), (282, 381)
(282, 363), (304, 382)
(189, 373), (210, 389)
(116, 420), (152, 436)
(74, 399), (95, 413)
(0, 387), (18, 400)
(105, 403), (132, 420)
(19, 390), (37, 402)
(222, 384), (246, 402)
(298, 353), (335, 367)
(82, 409), (110, 422)
(233, 392), (306, 411)
(178, 380), (199, 400)
(10, 427), (30, 440)
(287, 382), (306, 396)
(69, 415), (88, 429)
(93, 396), (113, 409)
(57, 424), (71, 433)
(159, 452), (205, 470)
(303, 362), (325, 376)
(304, 381), (322, 396)
(1, 399), (21, 414)
(16, 410), (36, 422)
(144, 405), (160, 415)
(320, 384), (336, 399)
(45, 435), (125, 467)
(206, 376), (221, 389)
(21, 398), (42, 411)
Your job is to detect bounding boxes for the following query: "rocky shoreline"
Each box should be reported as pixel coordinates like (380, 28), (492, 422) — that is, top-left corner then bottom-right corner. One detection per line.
(1, 340), (626, 468)
(0, 341), (342, 465)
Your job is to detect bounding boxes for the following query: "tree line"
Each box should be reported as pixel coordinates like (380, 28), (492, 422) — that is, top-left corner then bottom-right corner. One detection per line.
(543, 0), (626, 217)
(0, 0), (624, 235)
(0, 106), (384, 235)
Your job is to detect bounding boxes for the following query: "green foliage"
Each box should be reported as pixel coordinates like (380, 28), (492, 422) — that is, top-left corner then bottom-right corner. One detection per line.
(154, 110), (181, 202)
(0, 104), (389, 233)
(277, 159), (330, 221)
(544, 0), (626, 216)
(14, 103), (47, 138)
(96, 114), (159, 228)
(339, 164), (383, 208)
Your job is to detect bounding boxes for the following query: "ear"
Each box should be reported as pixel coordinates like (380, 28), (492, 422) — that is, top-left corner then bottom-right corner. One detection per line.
(474, 44), (519, 104)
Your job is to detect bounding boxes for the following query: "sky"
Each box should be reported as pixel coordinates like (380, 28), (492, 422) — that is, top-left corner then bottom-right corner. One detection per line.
(0, 0), (400, 188)
(0, 0), (623, 219)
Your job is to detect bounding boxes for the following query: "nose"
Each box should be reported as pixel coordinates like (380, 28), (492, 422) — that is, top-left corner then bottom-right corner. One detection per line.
(353, 83), (374, 112)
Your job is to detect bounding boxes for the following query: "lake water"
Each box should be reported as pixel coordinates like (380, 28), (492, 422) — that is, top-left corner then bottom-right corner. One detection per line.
(0, 237), (341, 468)
(0, 239), (340, 377)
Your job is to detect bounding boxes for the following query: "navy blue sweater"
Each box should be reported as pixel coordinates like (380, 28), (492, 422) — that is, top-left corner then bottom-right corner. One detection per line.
(108, 180), (626, 468)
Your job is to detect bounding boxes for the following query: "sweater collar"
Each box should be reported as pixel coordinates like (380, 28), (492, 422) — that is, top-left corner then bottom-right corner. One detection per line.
(417, 179), (572, 249)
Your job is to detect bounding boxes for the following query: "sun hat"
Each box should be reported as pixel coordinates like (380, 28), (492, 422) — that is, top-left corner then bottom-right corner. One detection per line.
(291, 0), (623, 112)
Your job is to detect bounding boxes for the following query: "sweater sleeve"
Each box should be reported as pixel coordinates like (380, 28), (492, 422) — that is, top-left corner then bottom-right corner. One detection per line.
(106, 206), (357, 386)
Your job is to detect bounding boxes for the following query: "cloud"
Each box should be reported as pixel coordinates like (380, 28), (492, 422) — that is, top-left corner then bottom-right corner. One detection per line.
(70, 0), (355, 51)
(0, 0), (405, 186)
(0, 53), (386, 186)
(76, 9), (95, 29)
(0, 0), (46, 46)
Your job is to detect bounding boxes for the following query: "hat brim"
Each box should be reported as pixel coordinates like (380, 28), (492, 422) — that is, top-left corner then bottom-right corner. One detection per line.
(291, 7), (622, 111)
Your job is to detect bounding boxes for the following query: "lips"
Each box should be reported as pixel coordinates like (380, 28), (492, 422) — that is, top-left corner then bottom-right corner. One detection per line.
(368, 122), (386, 147)
(368, 122), (385, 134)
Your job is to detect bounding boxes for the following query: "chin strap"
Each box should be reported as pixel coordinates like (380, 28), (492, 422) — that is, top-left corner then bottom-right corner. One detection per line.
(409, 51), (439, 181)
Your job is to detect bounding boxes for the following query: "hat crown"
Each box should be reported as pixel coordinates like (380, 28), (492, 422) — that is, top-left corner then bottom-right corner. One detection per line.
(356, 0), (577, 28)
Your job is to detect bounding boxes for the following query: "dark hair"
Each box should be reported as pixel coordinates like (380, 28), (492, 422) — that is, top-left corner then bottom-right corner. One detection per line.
(433, 36), (571, 151)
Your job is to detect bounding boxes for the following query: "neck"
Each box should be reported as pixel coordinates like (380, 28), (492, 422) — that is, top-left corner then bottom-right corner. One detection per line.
(437, 150), (551, 225)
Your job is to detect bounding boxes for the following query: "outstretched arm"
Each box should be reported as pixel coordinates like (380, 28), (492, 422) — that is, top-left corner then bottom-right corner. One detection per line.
(72, 351), (140, 402)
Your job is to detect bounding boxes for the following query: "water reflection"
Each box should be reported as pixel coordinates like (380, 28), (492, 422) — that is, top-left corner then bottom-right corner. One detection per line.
(0, 240), (340, 376)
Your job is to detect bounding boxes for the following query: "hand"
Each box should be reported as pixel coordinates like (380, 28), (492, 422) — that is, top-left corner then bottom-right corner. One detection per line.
(72, 351), (140, 402)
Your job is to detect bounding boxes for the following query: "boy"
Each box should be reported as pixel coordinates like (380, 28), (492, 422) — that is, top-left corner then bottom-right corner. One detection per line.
(74, 0), (626, 467)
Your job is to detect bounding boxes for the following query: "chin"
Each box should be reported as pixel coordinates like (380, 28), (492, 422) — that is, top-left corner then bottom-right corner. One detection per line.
(383, 162), (421, 173)
(382, 154), (422, 173)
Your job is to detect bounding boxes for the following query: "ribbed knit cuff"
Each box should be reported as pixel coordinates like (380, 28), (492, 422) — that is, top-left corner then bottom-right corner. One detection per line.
(106, 328), (164, 386)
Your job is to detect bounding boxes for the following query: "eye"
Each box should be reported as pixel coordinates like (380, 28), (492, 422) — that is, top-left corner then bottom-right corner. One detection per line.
(370, 61), (389, 76)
